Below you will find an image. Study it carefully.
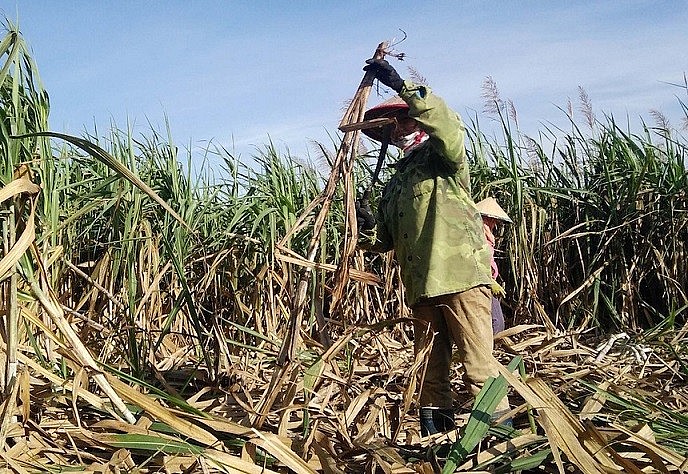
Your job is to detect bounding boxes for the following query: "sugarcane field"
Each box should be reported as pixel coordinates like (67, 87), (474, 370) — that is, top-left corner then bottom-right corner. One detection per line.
(2, 14), (688, 474)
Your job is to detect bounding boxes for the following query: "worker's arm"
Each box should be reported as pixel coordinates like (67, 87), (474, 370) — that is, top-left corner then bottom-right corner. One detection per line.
(400, 81), (467, 173)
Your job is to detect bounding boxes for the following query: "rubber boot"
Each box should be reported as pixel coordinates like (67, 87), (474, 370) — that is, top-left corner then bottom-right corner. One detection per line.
(420, 407), (438, 437)
(434, 408), (456, 432)
(420, 407), (456, 436)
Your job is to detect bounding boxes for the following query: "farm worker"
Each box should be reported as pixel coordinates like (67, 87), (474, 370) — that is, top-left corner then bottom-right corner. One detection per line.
(355, 58), (510, 436)
(475, 197), (513, 335)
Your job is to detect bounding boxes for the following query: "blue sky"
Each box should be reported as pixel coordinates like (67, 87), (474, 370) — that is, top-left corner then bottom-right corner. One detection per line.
(4, 1), (688, 171)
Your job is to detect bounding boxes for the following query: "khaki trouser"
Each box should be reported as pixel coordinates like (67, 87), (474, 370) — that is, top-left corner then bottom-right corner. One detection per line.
(412, 286), (510, 412)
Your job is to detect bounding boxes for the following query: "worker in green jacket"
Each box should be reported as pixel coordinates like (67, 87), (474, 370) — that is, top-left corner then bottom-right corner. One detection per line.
(356, 58), (510, 436)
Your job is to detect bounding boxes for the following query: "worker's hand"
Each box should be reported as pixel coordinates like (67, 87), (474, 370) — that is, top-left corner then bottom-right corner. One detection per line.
(491, 281), (506, 298)
(355, 198), (376, 231)
(363, 58), (404, 93)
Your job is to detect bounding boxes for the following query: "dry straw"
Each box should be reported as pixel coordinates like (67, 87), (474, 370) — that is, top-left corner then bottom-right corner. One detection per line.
(1, 23), (687, 473)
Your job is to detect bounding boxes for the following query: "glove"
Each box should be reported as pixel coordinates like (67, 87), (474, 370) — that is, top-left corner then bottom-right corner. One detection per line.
(363, 58), (404, 93)
(491, 281), (506, 298)
(355, 198), (376, 231)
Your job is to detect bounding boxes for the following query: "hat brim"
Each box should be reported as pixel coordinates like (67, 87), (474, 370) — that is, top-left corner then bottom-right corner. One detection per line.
(476, 197), (513, 223)
(480, 211), (513, 223)
(361, 98), (410, 141)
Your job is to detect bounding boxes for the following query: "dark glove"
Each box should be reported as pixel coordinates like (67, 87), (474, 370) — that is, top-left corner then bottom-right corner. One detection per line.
(363, 58), (404, 93)
(355, 198), (376, 231)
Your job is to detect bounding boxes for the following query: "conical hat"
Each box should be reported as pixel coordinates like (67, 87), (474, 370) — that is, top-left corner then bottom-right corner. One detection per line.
(362, 95), (409, 141)
(476, 197), (512, 223)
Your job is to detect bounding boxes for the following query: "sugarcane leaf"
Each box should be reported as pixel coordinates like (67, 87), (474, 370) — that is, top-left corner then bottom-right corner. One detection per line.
(442, 356), (521, 473)
(94, 432), (203, 455)
(11, 131), (191, 231)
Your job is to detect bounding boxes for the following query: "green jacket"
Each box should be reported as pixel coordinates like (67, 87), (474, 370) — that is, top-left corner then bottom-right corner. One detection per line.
(363, 80), (492, 306)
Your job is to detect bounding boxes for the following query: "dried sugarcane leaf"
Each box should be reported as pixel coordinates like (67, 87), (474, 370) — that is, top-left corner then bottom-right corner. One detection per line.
(249, 429), (318, 474)
(191, 416), (254, 438)
(161, 454), (201, 473)
(312, 436), (346, 474)
(18, 367), (30, 428)
(0, 175), (40, 204)
(188, 445), (284, 474)
(30, 280), (137, 424)
(0, 368), (21, 450)
(0, 198), (35, 282)
(530, 378), (634, 473)
(304, 330), (354, 392)
(85, 426), (274, 474)
(344, 388), (373, 429)
(611, 438), (670, 473)
(16, 351), (109, 413)
(104, 373), (219, 447)
(580, 381), (610, 420)
(538, 410), (572, 474)
(17, 305), (69, 350)
(353, 393), (386, 444)
(276, 250), (382, 286)
(277, 405), (304, 437)
(611, 422), (688, 468)
(0, 450), (32, 474)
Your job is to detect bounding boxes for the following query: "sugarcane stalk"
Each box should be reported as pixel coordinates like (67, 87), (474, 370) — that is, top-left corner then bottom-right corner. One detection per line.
(29, 279), (136, 424)
(257, 42), (390, 426)
(6, 205), (17, 394)
(276, 41), (388, 366)
(1, 209), (8, 395)
(0, 204), (18, 398)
